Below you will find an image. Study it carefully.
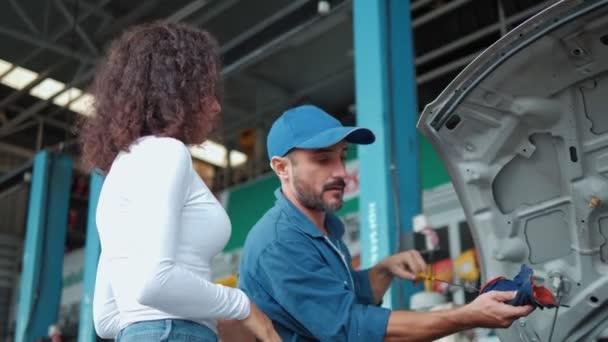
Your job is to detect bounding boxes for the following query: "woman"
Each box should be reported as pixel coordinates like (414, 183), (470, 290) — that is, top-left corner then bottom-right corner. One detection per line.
(79, 22), (280, 342)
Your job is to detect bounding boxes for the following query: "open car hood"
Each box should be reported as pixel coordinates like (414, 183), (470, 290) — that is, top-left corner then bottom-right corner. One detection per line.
(417, 0), (608, 340)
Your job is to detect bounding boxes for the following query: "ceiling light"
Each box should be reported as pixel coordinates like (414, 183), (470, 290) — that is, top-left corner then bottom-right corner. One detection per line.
(229, 150), (248, 167)
(1, 66), (38, 90)
(68, 93), (94, 116)
(29, 78), (66, 100)
(189, 140), (248, 168)
(0, 59), (13, 75)
(53, 87), (83, 106)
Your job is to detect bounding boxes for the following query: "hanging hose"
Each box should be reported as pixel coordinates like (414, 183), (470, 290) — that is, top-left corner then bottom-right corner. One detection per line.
(547, 276), (563, 342)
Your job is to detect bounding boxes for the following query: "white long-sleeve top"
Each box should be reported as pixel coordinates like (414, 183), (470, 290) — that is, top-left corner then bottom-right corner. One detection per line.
(92, 136), (250, 339)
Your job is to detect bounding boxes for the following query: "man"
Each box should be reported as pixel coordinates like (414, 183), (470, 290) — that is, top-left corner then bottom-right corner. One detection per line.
(238, 105), (533, 341)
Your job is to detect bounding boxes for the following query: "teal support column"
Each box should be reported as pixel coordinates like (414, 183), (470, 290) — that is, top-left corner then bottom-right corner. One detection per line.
(77, 171), (104, 342)
(15, 151), (73, 341)
(354, 0), (421, 309)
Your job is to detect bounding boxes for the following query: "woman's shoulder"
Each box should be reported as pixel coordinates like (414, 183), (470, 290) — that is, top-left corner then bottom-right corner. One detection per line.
(134, 135), (187, 149)
(116, 136), (192, 171)
(131, 136), (190, 157)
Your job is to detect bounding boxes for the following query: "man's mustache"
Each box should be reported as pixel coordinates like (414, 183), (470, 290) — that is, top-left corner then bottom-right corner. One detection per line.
(323, 180), (346, 191)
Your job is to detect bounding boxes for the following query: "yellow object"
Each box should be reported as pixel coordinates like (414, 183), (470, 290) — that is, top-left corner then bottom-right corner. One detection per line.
(454, 249), (480, 283)
(215, 274), (238, 288)
(424, 264), (433, 292)
(414, 266), (435, 292)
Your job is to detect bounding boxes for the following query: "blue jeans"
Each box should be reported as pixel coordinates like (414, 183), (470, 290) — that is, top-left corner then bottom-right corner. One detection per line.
(116, 319), (217, 342)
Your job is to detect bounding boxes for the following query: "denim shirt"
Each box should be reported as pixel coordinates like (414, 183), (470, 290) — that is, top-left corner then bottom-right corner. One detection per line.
(238, 189), (390, 341)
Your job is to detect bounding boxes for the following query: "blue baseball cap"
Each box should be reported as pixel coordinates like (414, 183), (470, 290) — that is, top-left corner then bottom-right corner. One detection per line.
(266, 105), (375, 160)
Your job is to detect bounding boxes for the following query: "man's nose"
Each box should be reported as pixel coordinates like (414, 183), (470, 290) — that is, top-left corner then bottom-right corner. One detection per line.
(332, 161), (347, 179)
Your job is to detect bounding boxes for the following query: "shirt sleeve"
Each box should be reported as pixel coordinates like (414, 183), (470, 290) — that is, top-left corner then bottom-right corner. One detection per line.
(93, 254), (120, 339)
(127, 138), (250, 321)
(257, 239), (391, 342)
(352, 269), (380, 305)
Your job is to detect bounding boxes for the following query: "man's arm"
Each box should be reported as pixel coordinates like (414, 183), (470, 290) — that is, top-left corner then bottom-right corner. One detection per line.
(366, 250), (427, 304)
(256, 239), (533, 341)
(366, 265), (393, 304)
(384, 291), (534, 342)
(364, 250), (534, 341)
(384, 306), (471, 342)
(348, 283), (534, 342)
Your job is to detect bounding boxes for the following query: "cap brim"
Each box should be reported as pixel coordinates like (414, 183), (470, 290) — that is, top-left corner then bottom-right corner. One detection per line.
(295, 126), (375, 150)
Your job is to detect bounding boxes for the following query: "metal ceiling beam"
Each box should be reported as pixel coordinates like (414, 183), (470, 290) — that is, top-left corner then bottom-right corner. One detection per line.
(96, 14), (114, 35)
(497, 0), (508, 36)
(411, 0), (434, 12)
(221, 0), (352, 78)
(191, 0), (241, 25)
(54, 0), (100, 55)
(36, 121), (44, 150)
(220, 0), (310, 54)
(167, 0), (213, 23)
(413, 1), (554, 85)
(416, 51), (480, 85)
(0, 114), (74, 140)
(239, 73), (292, 99)
(70, 0), (114, 22)
(0, 26), (97, 65)
(203, 0), (554, 144)
(223, 66), (353, 138)
(46, 138), (78, 154)
(36, 116), (75, 134)
(42, 0), (51, 37)
(219, 0), (553, 140)
(0, 142), (34, 158)
(99, 0), (232, 40)
(8, 0), (40, 35)
(46, 105), (71, 120)
(0, 120), (37, 139)
(96, 0), (162, 40)
(413, 0), (472, 28)
(414, 0), (554, 67)
(218, 0), (354, 135)
(3, 0), (112, 78)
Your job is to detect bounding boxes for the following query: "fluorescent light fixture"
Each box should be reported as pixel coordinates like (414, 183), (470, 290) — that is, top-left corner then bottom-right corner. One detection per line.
(29, 78), (66, 100)
(229, 150), (248, 166)
(68, 93), (94, 116)
(0, 59), (13, 75)
(53, 87), (83, 106)
(189, 140), (248, 168)
(1, 66), (38, 90)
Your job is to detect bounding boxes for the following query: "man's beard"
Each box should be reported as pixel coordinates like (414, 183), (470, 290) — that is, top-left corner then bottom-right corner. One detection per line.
(293, 175), (346, 212)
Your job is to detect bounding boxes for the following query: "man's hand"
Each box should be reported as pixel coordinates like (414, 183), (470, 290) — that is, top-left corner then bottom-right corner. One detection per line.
(218, 302), (282, 342)
(368, 250), (428, 303)
(240, 302), (282, 342)
(379, 250), (428, 280)
(217, 319), (256, 342)
(463, 290), (534, 328)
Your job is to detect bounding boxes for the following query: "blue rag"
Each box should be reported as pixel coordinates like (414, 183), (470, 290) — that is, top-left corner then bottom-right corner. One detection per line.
(480, 264), (557, 309)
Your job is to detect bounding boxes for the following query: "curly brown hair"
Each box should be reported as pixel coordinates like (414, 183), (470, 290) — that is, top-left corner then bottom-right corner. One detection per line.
(78, 21), (223, 173)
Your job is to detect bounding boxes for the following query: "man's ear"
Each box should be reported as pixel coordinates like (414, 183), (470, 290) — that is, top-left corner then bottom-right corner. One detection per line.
(270, 156), (289, 181)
